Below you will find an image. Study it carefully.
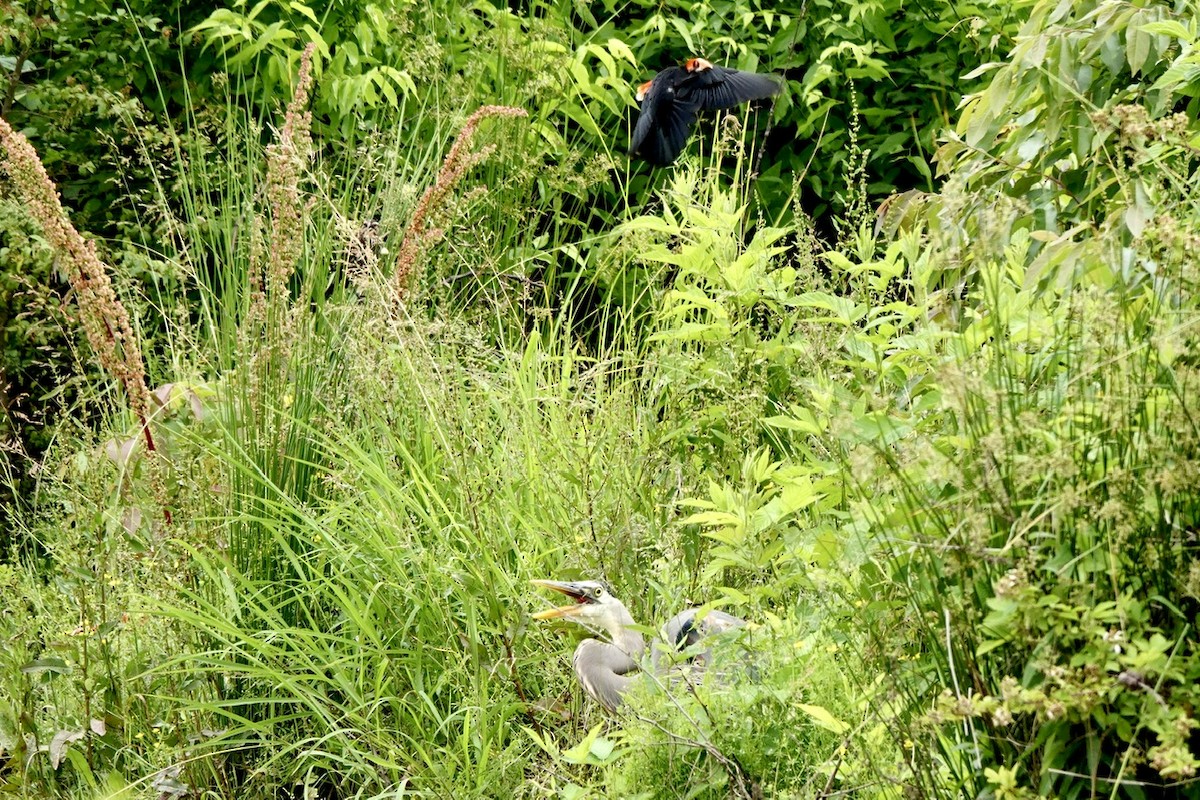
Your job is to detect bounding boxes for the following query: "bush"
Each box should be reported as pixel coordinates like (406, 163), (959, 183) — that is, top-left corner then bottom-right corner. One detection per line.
(4, 0), (1198, 797)
(0, 0), (215, 504)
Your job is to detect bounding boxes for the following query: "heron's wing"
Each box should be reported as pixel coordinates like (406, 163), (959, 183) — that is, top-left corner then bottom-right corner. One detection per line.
(630, 85), (700, 165)
(662, 607), (745, 651)
(699, 609), (746, 634)
(573, 639), (639, 712)
(684, 67), (780, 110)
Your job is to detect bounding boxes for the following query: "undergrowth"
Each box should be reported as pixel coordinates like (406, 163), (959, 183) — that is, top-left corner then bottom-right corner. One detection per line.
(2, 0), (1199, 798)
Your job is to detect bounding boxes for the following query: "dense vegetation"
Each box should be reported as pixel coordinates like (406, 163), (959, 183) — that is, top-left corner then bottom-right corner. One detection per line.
(2, 0), (1198, 797)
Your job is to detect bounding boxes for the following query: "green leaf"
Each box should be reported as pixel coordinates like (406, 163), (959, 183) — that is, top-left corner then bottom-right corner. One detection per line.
(668, 18), (695, 53)
(21, 657), (70, 675)
(1140, 20), (1193, 43)
(0, 56), (37, 73)
(589, 735), (616, 761)
(960, 61), (1004, 81)
(663, 287), (729, 318)
(777, 479), (821, 513)
(648, 321), (730, 342)
(976, 639), (1009, 657)
(1127, 23), (1152, 76)
(762, 409), (822, 435)
(563, 723), (623, 766)
(853, 412), (908, 444)
(521, 725), (560, 758)
(288, 2), (319, 24)
(681, 510), (742, 527)
(1152, 59), (1200, 94)
(795, 292), (864, 325)
(605, 38), (637, 66)
(1125, 179), (1152, 237)
(702, 528), (748, 548)
(799, 703), (849, 734)
(247, 0), (272, 21)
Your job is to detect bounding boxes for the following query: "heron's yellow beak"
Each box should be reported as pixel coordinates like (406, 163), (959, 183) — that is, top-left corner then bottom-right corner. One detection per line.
(532, 605), (582, 620)
(531, 580), (590, 620)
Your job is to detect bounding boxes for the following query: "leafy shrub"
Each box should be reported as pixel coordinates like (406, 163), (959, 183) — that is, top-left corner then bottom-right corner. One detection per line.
(528, 624), (887, 799)
(594, 0), (1029, 214)
(2, 0), (215, 231)
(185, 0), (1031, 327)
(935, 0), (1196, 281)
(629, 2), (1200, 795)
(1, 0), (215, 502)
(826, 1), (1200, 792)
(848, 237), (1200, 795)
(6, 0), (1200, 797)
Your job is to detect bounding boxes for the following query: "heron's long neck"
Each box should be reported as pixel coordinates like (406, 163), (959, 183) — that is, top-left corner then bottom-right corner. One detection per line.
(575, 605), (645, 711)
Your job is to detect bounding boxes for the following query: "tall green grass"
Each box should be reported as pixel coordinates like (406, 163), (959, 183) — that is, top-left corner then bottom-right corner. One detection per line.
(117, 79), (862, 796)
(5, 4), (1199, 798)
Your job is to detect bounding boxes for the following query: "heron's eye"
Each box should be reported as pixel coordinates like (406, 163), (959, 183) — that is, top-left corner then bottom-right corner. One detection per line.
(592, 587), (604, 598)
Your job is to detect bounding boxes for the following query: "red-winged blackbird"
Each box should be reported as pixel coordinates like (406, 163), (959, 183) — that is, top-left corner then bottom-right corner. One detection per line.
(630, 57), (781, 166)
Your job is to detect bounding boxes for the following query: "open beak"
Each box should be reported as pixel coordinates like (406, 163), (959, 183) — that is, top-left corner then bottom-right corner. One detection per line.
(531, 580), (591, 620)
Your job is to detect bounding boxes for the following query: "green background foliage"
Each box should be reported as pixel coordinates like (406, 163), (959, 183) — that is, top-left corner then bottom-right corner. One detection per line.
(2, 0), (1199, 796)
(0, 0), (213, 508)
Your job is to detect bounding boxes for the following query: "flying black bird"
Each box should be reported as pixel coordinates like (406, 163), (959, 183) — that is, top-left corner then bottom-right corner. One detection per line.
(630, 58), (781, 166)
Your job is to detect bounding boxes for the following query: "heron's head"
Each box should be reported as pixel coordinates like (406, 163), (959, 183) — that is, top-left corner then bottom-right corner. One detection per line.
(531, 579), (632, 638)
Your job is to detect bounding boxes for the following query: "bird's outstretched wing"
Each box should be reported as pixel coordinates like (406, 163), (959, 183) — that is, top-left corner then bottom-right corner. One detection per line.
(685, 67), (780, 110)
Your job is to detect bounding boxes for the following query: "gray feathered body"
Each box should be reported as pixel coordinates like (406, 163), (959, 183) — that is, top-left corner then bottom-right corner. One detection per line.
(534, 579), (747, 712)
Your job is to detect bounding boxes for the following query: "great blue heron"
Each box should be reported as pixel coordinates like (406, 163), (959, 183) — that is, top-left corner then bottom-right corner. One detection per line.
(532, 579), (745, 711)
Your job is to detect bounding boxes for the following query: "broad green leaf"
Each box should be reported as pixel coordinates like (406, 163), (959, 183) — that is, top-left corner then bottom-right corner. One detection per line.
(528, 40), (569, 55)
(778, 479), (821, 513)
(799, 703), (849, 734)
(1127, 21), (1152, 76)
(663, 287), (729, 318)
(562, 723), (604, 764)
(288, 3), (319, 24)
(681, 511), (742, 527)
(1125, 179), (1152, 237)
(795, 292), (864, 324)
(21, 657), (70, 675)
(521, 726), (559, 757)
(247, 0), (271, 21)
(960, 62), (1004, 81)
(669, 18), (696, 53)
(605, 38), (637, 66)
(1140, 20), (1193, 42)
(1152, 59), (1200, 94)
(976, 639), (1009, 657)
(823, 251), (856, 273)
(762, 409), (822, 435)
(563, 724), (623, 766)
